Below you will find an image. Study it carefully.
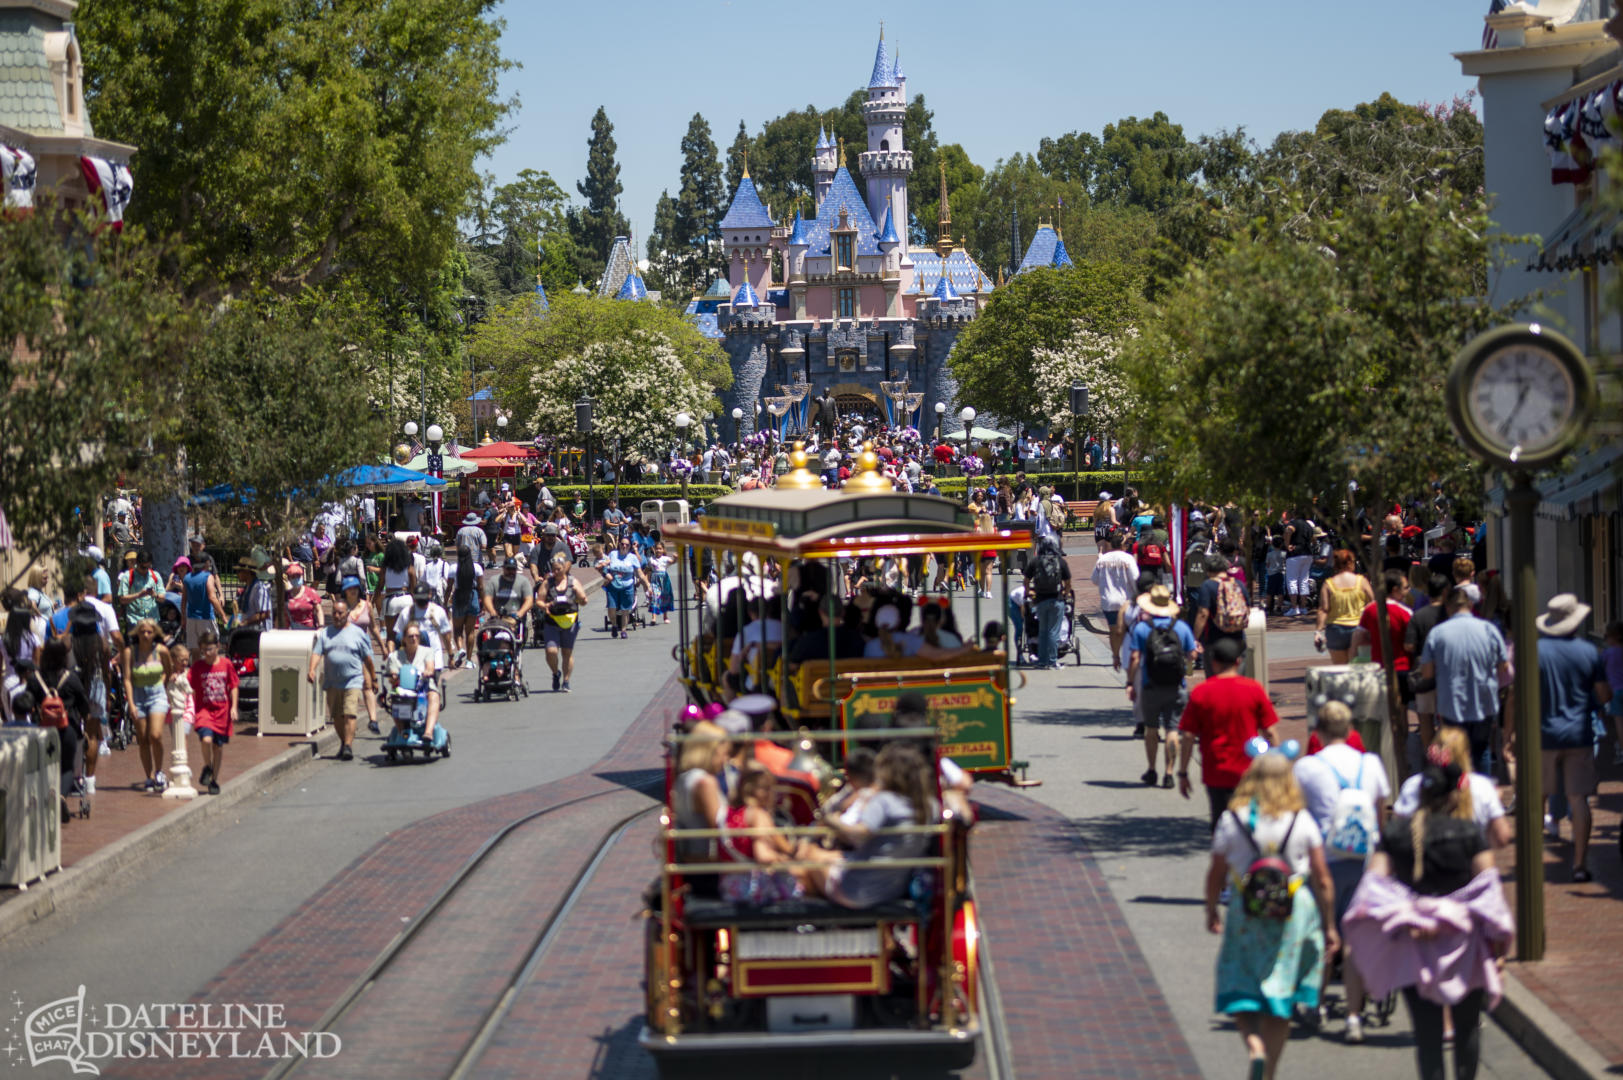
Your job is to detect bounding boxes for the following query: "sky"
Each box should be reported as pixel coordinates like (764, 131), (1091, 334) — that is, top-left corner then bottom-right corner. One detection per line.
(483, 0), (1493, 250)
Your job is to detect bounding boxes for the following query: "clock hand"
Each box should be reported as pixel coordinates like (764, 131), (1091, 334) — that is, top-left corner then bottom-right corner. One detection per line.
(1499, 382), (1532, 438)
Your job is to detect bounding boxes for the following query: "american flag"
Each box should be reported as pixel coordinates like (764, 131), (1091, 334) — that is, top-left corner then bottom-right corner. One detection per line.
(1483, 0), (1507, 50)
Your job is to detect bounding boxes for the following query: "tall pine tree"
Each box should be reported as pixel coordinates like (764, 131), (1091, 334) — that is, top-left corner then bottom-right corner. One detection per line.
(724, 120), (752, 206)
(645, 190), (680, 295)
(573, 106), (629, 284)
(674, 113), (725, 296)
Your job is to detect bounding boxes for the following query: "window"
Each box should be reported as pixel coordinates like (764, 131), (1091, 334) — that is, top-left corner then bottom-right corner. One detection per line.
(880, 139), (889, 151)
(838, 288), (855, 319)
(836, 235), (853, 269)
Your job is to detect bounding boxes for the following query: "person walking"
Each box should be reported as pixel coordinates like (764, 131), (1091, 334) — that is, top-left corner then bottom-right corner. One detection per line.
(1417, 586), (1509, 775)
(1532, 594), (1612, 882)
(447, 544), (482, 667)
(1178, 637), (1280, 827)
(1091, 531), (1138, 671)
(1284, 510), (1316, 616)
(1405, 574), (1452, 756)
(1126, 584), (1197, 788)
(186, 630), (238, 795)
(119, 618), (173, 792)
(1342, 750), (1513, 1080)
(1205, 752), (1337, 1080)
(1023, 534), (1071, 670)
(1292, 701), (1389, 1042)
(1314, 550), (1373, 663)
(455, 512), (488, 558)
(375, 538), (416, 620)
(308, 597), (375, 761)
(540, 554), (588, 692)
(284, 565), (324, 631)
(598, 536), (646, 640)
(115, 548), (164, 636)
(1192, 554), (1252, 675)
(182, 556), (226, 649)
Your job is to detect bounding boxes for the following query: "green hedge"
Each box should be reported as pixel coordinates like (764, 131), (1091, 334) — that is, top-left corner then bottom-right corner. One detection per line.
(931, 471), (1127, 500)
(531, 483), (735, 504)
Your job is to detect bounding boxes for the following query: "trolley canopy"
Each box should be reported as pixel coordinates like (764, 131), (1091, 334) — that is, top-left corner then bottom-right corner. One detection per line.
(662, 486), (1033, 559)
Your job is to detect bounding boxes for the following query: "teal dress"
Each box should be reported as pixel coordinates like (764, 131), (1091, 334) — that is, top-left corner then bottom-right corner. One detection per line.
(1214, 808), (1326, 1018)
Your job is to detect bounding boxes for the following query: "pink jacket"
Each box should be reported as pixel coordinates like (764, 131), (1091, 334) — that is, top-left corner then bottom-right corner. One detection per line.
(1342, 868), (1513, 1007)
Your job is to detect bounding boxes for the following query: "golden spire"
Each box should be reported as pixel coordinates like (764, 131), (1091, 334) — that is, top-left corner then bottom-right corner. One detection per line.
(843, 442), (893, 495)
(996, 265), (1005, 287)
(935, 159), (953, 257)
(742, 150), (750, 180)
(776, 442), (823, 490)
(838, 136), (846, 168)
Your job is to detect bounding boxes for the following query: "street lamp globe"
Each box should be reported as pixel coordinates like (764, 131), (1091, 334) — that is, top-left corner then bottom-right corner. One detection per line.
(495, 414), (508, 430)
(959, 406), (976, 426)
(403, 421), (419, 437)
(674, 412), (691, 429)
(731, 407), (743, 421)
(426, 423), (443, 444)
(934, 402), (947, 416)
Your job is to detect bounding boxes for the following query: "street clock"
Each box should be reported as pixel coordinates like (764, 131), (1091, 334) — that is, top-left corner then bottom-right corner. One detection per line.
(1446, 323), (1596, 472)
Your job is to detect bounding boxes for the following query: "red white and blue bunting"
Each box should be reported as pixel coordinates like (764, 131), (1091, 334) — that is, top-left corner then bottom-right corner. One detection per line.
(0, 145), (36, 211)
(1544, 80), (1623, 185)
(78, 155), (133, 229)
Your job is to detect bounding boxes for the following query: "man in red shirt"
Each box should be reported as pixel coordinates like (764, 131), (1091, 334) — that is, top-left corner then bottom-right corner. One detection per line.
(1353, 569), (1413, 672)
(1176, 636), (1279, 827)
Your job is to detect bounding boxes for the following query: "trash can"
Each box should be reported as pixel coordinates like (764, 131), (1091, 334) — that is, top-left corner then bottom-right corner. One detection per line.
(0, 726), (61, 888)
(1305, 663), (1399, 794)
(1242, 607), (1269, 684)
(257, 629), (324, 737)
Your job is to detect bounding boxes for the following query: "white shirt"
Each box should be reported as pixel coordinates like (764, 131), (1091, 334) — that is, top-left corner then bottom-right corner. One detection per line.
(730, 618), (783, 658)
(393, 602), (453, 667)
(1212, 807), (1323, 879)
(1293, 744), (1390, 862)
(1392, 771), (1505, 828)
(1091, 550), (1140, 612)
(422, 558), (448, 594)
(84, 596), (120, 640)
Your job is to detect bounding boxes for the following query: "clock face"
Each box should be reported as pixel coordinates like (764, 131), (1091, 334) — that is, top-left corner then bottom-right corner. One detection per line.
(1465, 342), (1578, 457)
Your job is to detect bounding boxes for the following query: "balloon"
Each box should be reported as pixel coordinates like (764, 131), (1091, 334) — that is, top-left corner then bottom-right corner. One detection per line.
(702, 703), (726, 720)
(1281, 739), (1302, 761)
(680, 704), (703, 725)
(1244, 736), (1271, 759)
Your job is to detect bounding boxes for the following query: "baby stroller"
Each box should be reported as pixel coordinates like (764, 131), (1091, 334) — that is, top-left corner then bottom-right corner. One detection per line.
(601, 588), (648, 633)
(567, 530), (590, 567)
(1021, 592), (1081, 667)
(383, 663), (450, 762)
(474, 618), (526, 702)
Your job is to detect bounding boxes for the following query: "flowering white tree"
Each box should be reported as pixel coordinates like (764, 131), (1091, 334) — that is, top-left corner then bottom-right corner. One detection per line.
(529, 330), (717, 456)
(1031, 324), (1140, 439)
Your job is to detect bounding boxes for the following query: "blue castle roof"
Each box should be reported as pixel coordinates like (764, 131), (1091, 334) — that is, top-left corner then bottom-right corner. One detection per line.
(801, 167), (881, 258)
(789, 213), (812, 246)
(533, 276), (549, 312)
(703, 276), (732, 299)
(816, 125), (831, 150)
(719, 175), (774, 230)
(1018, 225), (1064, 273)
(732, 278), (760, 308)
(875, 203), (900, 246)
(929, 273), (960, 302)
(893, 48), (905, 82)
(868, 33), (894, 88)
(1050, 237), (1074, 268)
(908, 249), (992, 295)
(616, 268), (648, 301)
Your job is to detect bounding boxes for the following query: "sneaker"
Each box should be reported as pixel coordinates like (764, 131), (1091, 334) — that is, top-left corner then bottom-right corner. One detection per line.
(142, 778), (155, 792)
(1162, 773), (1175, 789)
(1132, 723), (1145, 738)
(99, 739), (110, 757)
(552, 671), (561, 692)
(560, 680), (571, 693)
(368, 720), (381, 735)
(1140, 768), (1158, 786)
(85, 775), (96, 796)
(208, 780), (220, 796)
(1344, 1014), (1364, 1044)
(338, 744), (354, 761)
(198, 765), (213, 790)
(153, 772), (167, 793)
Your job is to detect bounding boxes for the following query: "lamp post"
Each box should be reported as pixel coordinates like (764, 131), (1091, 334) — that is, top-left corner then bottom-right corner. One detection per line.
(934, 401), (946, 444)
(732, 406), (744, 444)
(675, 411), (692, 504)
(958, 407), (977, 502)
(424, 423), (445, 536)
(1070, 383), (1089, 498)
(576, 397), (594, 527)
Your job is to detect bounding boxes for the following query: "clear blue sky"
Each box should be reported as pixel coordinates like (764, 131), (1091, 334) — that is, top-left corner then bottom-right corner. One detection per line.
(483, 0), (1491, 249)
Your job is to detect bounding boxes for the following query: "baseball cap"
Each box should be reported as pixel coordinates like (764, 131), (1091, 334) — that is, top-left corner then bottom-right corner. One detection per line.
(412, 583), (433, 603)
(503, 556), (518, 569)
(85, 545), (104, 564)
(339, 575), (364, 593)
(287, 564), (305, 578)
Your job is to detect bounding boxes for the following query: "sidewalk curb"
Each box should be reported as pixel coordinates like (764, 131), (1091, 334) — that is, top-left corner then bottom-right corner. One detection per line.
(0, 727), (339, 946)
(1493, 971), (1616, 1080)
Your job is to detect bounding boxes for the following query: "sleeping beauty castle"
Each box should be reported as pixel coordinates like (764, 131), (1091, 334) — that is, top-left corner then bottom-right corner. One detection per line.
(598, 30), (1077, 436)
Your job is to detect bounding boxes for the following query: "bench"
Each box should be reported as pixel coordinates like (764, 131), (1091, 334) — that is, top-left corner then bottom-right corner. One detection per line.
(1064, 500), (1100, 529)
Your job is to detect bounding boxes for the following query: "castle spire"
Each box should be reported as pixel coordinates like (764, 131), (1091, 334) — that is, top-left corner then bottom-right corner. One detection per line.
(935, 159), (953, 256)
(742, 150), (750, 180)
(838, 136), (846, 168)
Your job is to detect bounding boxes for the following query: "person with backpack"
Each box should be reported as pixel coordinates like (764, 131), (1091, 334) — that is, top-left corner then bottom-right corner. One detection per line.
(1136, 515), (1170, 585)
(1021, 535), (1072, 670)
(33, 639), (87, 798)
(1293, 700), (1390, 1043)
(1193, 555), (1252, 675)
(1177, 637), (1280, 827)
(1126, 585), (1197, 788)
(1206, 750), (1338, 1080)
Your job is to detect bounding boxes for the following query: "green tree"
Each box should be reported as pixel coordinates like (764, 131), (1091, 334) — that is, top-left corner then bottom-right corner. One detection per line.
(0, 207), (196, 581)
(725, 120), (752, 207)
(484, 169), (571, 296)
(469, 291), (732, 446)
(572, 106), (630, 281)
(78, 0), (512, 302)
(673, 113), (726, 294)
(911, 143), (984, 249)
(947, 263), (1141, 428)
(1091, 112), (1196, 212)
(645, 190), (681, 296)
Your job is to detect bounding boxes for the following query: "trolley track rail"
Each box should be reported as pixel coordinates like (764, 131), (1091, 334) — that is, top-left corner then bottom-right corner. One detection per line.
(262, 780), (662, 1080)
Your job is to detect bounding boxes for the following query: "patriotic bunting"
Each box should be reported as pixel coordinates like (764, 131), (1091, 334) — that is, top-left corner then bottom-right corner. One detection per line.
(0, 145), (36, 211)
(1544, 81), (1623, 186)
(78, 154), (133, 230)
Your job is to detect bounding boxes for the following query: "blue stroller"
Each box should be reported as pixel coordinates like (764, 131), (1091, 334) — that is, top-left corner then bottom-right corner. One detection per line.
(383, 663), (451, 763)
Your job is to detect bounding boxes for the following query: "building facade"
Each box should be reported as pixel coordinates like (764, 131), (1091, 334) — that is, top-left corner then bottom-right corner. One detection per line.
(1458, 0), (1623, 631)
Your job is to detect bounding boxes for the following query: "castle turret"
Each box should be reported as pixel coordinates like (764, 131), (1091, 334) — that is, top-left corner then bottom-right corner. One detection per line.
(719, 156), (774, 296)
(788, 210), (811, 319)
(859, 29), (912, 267)
(812, 125), (836, 212)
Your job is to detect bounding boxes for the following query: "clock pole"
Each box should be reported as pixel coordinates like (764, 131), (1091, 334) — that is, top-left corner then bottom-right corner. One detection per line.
(1506, 472), (1544, 961)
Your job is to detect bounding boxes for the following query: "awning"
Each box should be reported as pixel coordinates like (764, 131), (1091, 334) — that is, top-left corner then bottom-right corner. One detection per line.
(1530, 201), (1623, 272)
(1485, 442), (1623, 520)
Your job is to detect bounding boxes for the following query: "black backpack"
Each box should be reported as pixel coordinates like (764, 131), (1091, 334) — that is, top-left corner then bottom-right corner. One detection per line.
(1031, 546), (1065, 594)
(1144, 621), (1185, 686)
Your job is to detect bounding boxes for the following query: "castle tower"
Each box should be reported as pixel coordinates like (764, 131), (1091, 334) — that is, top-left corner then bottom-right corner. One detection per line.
(859, 28), (912, 268)
(812, 125), (836, 212)
(718, 154), (774, 294)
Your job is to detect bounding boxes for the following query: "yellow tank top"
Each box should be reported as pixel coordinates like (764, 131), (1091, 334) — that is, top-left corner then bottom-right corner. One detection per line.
(1325, 581), (1366, 626)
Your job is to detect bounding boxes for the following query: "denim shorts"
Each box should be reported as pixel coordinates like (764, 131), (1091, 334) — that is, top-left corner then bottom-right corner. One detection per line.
(1324, 623), (1356, 652)
(131, 682), (170, 718)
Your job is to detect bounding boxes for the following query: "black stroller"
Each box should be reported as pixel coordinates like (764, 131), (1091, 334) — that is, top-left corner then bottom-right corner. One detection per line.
(474, 617), (526, 702)
(1021, 592), (1081, 667)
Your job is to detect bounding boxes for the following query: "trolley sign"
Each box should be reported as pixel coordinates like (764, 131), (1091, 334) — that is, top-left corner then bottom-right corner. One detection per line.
(839, 675), (1011, 772)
